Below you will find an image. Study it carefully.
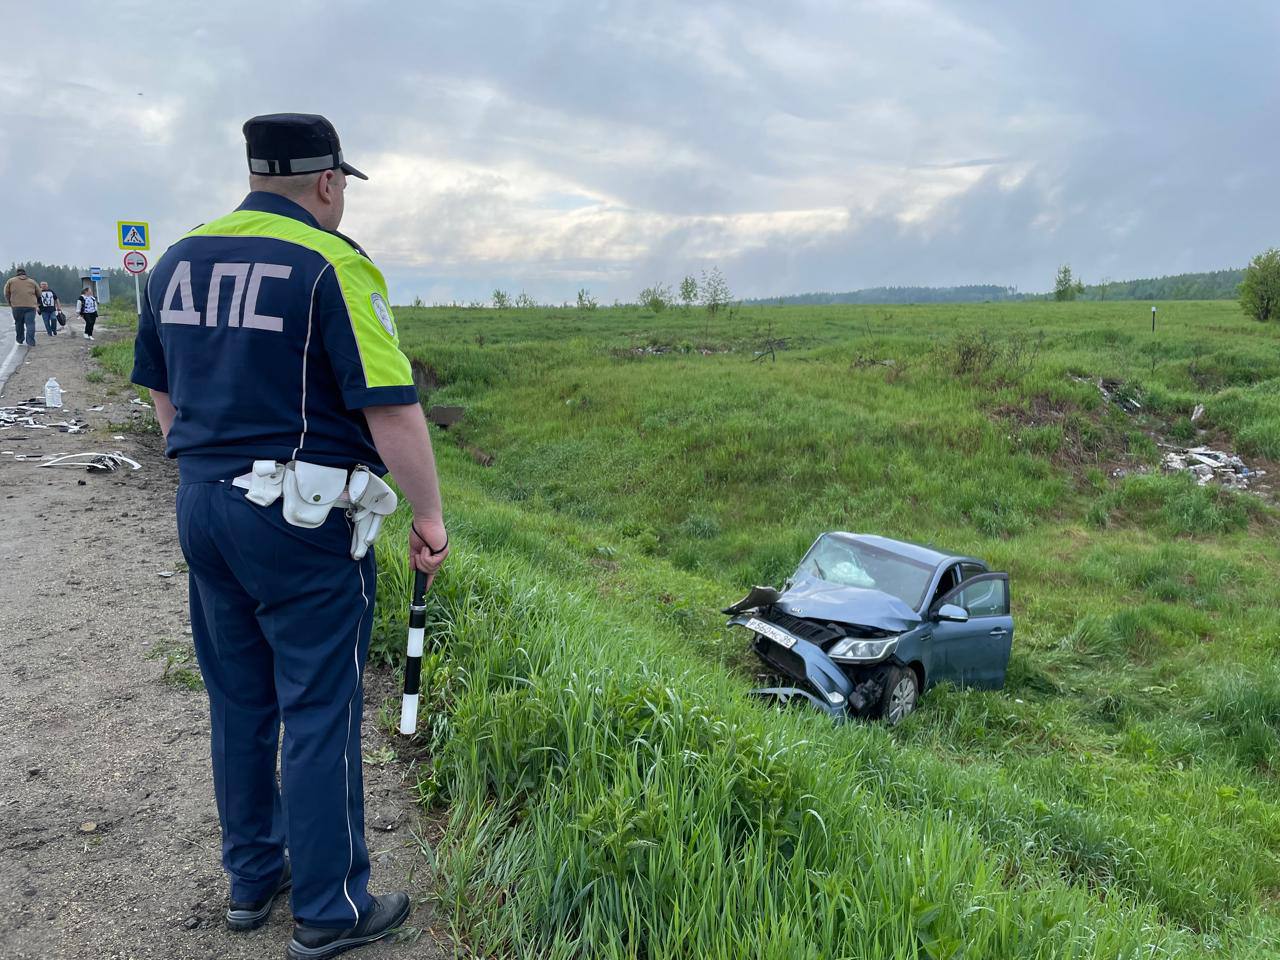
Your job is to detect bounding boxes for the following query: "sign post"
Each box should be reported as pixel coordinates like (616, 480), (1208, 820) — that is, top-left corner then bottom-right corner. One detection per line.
(117, 221), (151, 317)
(123, 251), (148, 314)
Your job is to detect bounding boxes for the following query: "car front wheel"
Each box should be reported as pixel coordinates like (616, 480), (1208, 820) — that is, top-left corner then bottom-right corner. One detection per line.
(876, 665), (919, 726)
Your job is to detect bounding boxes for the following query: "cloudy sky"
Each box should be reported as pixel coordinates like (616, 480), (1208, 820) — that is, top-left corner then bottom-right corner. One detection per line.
(4, 1), (1278, 303)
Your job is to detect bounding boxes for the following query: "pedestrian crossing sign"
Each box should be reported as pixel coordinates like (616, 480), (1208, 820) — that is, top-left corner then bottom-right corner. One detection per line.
(117, 220), (150, 250)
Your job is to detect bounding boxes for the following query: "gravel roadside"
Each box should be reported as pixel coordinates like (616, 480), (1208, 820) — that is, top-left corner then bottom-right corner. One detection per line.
(0, 319), (451, 959)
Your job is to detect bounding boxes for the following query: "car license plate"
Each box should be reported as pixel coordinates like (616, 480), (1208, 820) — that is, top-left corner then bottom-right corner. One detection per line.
(747, 617), (797, 649)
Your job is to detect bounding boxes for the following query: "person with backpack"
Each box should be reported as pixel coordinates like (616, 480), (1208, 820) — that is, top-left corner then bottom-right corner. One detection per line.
(38, 282), (61, 337)
(76, 287), (99, 340)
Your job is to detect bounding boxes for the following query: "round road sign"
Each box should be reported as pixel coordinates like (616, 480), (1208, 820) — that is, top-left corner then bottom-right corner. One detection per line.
(123, 251), (148, 274)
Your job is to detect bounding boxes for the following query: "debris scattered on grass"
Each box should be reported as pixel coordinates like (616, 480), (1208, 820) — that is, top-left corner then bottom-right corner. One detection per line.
(158, 570), (175, 578)
(1161, 445), (1262, 489)
(466, 445), (495, 467)
(851, 354), (897, 369)
(129, 398), (150, 408)
(1071, 375), (1143, 413)
(1191, 404), (1205, 422)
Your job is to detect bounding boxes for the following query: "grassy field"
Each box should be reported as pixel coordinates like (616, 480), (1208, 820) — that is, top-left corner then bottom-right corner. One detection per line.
(100, 301), (1280, 956)
(377, 300), (1280, 958)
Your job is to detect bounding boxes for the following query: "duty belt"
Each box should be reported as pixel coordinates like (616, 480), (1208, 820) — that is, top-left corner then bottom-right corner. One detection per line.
(231, 459), (398, 560)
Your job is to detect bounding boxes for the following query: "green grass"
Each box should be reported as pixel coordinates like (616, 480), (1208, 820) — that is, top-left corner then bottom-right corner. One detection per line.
(143, 637), (203, 690)
(371, 300), (1280, 957)
(98, 300), (1280, 955)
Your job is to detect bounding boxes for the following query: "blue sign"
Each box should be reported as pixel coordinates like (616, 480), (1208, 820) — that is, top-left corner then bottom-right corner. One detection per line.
(89, 266), (102, 281)
(117, 220), (150, 250)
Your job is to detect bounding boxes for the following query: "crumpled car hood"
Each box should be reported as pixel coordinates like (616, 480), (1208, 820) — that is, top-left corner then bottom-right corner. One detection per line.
(776, 575), (922, 632)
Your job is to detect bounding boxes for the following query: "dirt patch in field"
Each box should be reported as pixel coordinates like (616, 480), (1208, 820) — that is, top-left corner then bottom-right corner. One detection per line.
(994, 394), (1135, 475)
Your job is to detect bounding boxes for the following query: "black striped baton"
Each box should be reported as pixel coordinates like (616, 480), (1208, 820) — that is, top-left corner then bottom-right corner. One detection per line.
(399, 570), (428, 735)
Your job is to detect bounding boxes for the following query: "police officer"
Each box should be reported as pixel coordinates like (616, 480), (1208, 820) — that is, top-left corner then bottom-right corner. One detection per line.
(131, 114), (449, 959)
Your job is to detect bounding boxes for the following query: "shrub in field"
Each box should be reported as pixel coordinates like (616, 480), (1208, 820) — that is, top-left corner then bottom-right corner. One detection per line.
(943, 330), (1042, 383)
(491, 288), (511, 309)
(638, 283), (671, 313)
(576, 288), (597, 311)
(679, 274), (697, 310)
(1239, 248), (1280, 322)
(1054, 264), (1084, 301)
(698, 266), (731, 317)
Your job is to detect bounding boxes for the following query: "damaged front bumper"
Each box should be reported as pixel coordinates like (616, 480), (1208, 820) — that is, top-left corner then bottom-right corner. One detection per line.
(729, 613), (887, 719)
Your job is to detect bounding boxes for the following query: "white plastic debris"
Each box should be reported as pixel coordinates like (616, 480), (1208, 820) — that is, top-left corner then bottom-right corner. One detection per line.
(38, 451), (142, 473)
(1161, 444), (1262, 489)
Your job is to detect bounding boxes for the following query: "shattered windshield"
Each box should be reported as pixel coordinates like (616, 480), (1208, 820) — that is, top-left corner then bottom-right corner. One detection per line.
(794, 534), (936, 609)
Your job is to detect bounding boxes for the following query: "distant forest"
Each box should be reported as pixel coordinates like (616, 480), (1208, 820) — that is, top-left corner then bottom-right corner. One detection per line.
(2, 261), (147, 304)
(751, 269), (1246, 306)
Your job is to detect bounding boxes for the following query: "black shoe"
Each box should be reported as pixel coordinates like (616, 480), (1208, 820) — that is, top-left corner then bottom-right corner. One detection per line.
(226, 861), (292, 931)
(285, 892), (410, 959)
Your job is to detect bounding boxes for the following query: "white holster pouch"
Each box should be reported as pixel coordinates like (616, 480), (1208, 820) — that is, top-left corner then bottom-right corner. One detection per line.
(347, 465), (398, 561)
(282, 461), (350, 528)
(244, 459), (286, 507)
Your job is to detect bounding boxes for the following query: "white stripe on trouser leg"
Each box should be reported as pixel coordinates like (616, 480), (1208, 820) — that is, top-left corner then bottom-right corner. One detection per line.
(338, 558), (369, 923)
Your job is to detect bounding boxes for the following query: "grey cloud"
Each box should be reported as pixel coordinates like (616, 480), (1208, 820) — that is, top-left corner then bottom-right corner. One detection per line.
(5, 0), (1279, 303)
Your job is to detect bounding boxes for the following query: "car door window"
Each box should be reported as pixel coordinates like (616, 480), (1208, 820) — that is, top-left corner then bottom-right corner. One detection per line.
(951, 576), (1008, 617)
(926, 564), (961, 611)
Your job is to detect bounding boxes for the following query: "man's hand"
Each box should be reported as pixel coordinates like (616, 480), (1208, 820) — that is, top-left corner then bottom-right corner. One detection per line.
(409, 516), (449, 586)
(364, 402), (448, 584)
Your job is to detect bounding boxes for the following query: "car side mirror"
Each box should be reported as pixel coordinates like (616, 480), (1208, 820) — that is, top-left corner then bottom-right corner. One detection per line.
(933, 603), (969, 623)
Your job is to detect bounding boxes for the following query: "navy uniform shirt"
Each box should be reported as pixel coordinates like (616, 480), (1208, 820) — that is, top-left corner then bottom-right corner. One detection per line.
(131, 192), (417, 482)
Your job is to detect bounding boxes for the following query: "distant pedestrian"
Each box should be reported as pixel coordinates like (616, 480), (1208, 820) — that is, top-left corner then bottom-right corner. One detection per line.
(38, 282), (61, 337)
(4, 267), (39, 346)
(76, 287), (99, 340)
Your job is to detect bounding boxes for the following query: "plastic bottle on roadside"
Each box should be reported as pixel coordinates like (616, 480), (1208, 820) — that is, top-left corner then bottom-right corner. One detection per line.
(45, 377), (62, 409)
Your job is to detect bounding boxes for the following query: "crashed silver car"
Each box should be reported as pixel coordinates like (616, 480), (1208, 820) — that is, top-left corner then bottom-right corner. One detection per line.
(725, 532), (1012, 724)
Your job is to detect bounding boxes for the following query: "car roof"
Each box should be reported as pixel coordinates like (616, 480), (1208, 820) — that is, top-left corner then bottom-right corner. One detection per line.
(825, 532), (969, 568)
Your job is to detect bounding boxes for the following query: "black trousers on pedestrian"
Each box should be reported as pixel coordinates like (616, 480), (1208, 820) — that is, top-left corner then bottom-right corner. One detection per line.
(83, 312), (98, 337)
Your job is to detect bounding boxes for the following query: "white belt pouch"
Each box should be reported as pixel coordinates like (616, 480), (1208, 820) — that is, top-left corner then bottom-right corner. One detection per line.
(282, 461), (350, 528)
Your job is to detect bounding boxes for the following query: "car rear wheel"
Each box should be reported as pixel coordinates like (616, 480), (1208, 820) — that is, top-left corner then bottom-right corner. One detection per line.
(876, 666), (919, 726)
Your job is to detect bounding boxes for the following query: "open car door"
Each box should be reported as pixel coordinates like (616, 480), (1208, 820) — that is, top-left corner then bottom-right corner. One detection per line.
(929, 572), (1012, 689)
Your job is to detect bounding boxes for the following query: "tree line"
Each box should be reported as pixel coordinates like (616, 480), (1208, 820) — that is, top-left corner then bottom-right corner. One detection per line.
(755, 270), (1249, 306)
(2, 261), (147, 305)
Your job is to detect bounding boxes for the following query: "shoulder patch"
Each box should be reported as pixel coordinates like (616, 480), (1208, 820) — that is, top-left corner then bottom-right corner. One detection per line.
(371, 292), (395, 335)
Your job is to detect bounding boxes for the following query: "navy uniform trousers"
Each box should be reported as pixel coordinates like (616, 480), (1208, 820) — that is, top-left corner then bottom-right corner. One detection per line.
(176, 478), (376, 928)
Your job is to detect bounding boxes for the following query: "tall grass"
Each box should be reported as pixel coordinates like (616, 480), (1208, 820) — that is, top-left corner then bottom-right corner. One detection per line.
(373, 500), (1275, 956)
